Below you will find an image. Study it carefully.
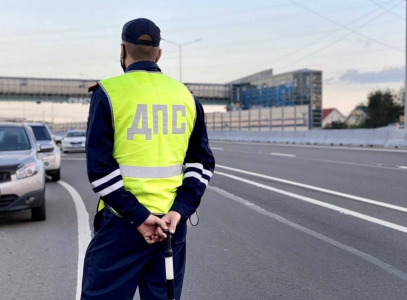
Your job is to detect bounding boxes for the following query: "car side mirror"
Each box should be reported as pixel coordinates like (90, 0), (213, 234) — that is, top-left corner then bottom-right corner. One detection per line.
(39, 145), (54, 153)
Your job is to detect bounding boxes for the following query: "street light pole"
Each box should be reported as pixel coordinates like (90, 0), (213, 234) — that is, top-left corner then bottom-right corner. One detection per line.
(162, 38), (202, 82)
(405, 0), (407, 129)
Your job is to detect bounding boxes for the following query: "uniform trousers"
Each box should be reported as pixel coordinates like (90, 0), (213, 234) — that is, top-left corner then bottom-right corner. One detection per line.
(81, 208), (187, 300)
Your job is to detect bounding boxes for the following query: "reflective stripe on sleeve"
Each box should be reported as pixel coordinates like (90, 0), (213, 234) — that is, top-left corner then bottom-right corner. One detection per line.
(96, 180), (124, 197)
(183, 171), (209, 186)
(91, 169), (121, 188)
(119, 164), (183, 179)
(185, 162), (213, 177)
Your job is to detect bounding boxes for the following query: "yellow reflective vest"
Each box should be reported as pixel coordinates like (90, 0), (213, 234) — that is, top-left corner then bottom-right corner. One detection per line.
(97, 71), (196, 214)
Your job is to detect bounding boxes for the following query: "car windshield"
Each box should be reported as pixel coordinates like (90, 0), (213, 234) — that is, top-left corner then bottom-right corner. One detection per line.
(31, 126), (51, 141)
(66, 131), (86, 137)
(0, 126), (31, 151)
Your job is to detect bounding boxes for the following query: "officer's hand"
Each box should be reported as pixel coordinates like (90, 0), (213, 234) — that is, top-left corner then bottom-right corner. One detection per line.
(137, 215), (168, 244)
(161, 211), (181, 234)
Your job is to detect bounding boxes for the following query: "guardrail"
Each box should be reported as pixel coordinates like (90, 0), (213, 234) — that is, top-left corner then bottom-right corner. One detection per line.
(208, 127), (407, 149)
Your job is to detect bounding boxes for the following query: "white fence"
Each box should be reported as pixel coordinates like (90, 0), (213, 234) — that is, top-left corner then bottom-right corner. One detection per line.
(208, 127), (407, 148)
(205, 105), (310, 131)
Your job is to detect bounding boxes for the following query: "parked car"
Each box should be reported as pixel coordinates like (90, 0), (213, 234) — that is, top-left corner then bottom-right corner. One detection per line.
(51, 131), (65, 149)
(62, 130), (86, 153)
(0, 122), (52, 221)
(27, 123), (61, 181)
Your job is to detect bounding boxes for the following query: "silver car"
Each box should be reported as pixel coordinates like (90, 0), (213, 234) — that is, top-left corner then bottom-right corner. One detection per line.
(0, 123), (52, 221)
(27, 123), (61, 181)
(62, 130), (86, 153)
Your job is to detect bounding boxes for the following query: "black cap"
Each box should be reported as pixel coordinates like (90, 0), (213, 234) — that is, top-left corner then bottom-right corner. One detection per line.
(122, 18), (161, 47)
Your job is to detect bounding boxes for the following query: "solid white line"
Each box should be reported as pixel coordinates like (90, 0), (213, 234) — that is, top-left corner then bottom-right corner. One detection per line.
(271, 153), (296, 157)
(211, 140), (407, 153)
(208, 186), (407, 282)
(215, 171), (407, 234)
(58, 181), (92, 300)
(211, 147), (224, 150)
(216, 165), (407, 213)
(399, 166), (407, 169)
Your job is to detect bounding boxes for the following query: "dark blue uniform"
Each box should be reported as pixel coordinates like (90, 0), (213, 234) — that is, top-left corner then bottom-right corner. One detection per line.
(81, 61), (215, 300)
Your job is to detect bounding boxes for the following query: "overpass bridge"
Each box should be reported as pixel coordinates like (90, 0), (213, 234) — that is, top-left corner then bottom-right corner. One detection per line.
(0, 76), (231, 106)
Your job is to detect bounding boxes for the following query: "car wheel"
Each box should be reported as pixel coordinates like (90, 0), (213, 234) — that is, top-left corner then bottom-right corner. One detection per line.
(51, 169), (61, 181)
(31, 193), (46, 221)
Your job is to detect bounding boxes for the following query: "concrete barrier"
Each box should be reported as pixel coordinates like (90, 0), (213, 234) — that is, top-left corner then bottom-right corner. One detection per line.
(208, 127), (407, 149)
(280, 131), (305, 144)
(301, 131), (328, 145)
(385, 129), (407, 148)
(324, 130), (356, 146)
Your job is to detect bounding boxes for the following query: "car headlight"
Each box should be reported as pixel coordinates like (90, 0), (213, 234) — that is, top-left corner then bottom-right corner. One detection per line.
(16, 162), (40, 179)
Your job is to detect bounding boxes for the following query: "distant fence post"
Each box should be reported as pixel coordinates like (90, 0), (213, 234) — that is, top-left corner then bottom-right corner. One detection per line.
(221, 113), (223, 131)
(248, 109), (251, 131)
(212, 113), (215, 131)
(229, 110), (232, 131)
(258, 108), (261, 131)
(294, 105), (297, 131)
(282, 105), (285, 132)
(269, 106), (272, 131)
(239, 109), (241, 130)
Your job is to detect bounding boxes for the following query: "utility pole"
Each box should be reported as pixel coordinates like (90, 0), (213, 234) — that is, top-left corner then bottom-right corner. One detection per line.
(162, 38), (202, 82)
(405, 0), (407, 129)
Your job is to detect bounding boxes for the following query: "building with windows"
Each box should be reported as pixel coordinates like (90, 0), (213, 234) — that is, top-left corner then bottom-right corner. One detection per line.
(229, 69), (323, 129)
(0, 67), (323, 129)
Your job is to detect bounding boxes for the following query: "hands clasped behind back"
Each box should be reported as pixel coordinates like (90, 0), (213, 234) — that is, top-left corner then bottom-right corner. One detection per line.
(137, 214), (168, 244)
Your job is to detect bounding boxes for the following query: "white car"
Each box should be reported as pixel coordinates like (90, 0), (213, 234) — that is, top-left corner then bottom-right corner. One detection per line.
(27, 123), (61, 181)
(62, 130), (86, 153)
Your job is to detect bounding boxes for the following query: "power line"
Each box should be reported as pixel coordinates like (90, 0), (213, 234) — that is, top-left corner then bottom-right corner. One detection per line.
(366, 0), (405, 20)
(288, 0), (403, 52)
(279, 0), (404, 70)
(242, 0), (399, 76)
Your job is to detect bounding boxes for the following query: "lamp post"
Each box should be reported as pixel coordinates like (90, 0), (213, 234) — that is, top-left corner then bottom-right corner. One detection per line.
(162, 38), (202, 82)
(405, 0), (407, 129)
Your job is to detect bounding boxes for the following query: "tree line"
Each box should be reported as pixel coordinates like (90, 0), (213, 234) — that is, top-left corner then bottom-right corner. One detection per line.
(326, 87), (405, 129)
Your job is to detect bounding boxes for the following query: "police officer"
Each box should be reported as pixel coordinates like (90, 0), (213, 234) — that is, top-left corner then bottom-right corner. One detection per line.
(81, 18), (215, 300)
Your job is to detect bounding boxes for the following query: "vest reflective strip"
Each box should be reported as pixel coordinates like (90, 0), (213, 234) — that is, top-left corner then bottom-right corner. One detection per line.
(119, 164), (183, 178)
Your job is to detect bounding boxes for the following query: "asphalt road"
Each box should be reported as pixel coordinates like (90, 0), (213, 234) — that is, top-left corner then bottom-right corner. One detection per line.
(2, 141), (407, 299)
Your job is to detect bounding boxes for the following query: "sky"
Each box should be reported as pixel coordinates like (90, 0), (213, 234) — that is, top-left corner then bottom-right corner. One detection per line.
(0, 0), (405, 119)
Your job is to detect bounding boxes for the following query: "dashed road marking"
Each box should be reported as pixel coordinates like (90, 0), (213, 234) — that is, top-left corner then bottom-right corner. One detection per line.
(271, 153), (296, 157)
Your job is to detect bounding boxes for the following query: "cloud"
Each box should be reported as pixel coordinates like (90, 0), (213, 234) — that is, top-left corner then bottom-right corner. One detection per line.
(339, 66), (405, 84)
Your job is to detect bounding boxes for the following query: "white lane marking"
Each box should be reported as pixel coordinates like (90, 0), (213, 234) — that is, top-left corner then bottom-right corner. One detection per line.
(208, 186), (407, 282)
(210, 140), (407, 153)
(58, 181), (92, 300)
(271, 153), (296, 157)
(211, 147), (224, 150)
(399, 166), (407, 169)
(217, 165), (407, 213)
(214, 148), (401, 171)
(215, 171), (407, 234)
(62, 158), (86, 161)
